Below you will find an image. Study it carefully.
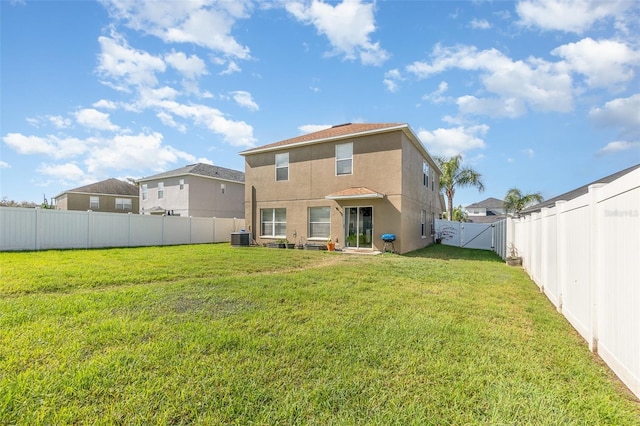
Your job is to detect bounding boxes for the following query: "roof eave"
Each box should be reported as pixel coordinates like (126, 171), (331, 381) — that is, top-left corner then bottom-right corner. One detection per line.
(239, 124), (410, 156)
(325, 193), (385, 200)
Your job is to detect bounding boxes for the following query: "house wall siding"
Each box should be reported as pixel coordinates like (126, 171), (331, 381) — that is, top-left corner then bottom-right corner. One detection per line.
(58, 193), (138, 214)
(244, 129), (441, 253)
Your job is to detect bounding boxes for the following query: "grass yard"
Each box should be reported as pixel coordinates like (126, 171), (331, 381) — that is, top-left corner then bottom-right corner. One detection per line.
(1, 244), (638, 424)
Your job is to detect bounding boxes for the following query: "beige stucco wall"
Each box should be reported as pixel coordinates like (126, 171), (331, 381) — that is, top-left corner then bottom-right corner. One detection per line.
(56, 193), (139, 213)
(244, 130), (442, 253)
(140, 175), (244, 218)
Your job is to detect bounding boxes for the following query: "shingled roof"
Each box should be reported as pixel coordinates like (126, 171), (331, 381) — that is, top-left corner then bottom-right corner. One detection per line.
(521, 163), (640, 215)
(137, 163), (245, 183)
(466, 197), (504, 209)
(240, 122), (407, 155)
(62, 178), (138, 196)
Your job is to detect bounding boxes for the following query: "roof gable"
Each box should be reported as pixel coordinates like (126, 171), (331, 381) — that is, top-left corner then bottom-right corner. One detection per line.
(137, 163), (245, 183)
(240, 122), (406, 155)
(61, 178), (138, 197)
(466, 197), (504, 209)
(521, 163), (640, 214)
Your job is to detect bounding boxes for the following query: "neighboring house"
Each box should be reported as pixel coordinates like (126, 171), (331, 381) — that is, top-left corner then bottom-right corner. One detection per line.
(136, 163), (245, 218)
(465, 197), (506, 223)
(53, 178), (139, 213)
(239, 122), (442, 254)
(520, 163), (640, 215)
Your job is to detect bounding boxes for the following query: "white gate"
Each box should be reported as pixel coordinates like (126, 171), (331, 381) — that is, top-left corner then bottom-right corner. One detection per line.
(435, 219), (506, 257)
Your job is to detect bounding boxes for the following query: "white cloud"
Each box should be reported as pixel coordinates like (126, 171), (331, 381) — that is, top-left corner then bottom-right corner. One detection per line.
(470, 18), (491, 30)
(230, 91), (259, 111)
(417, 125), (489, 157)
(37, 162), (87, 181)
(92, 99), (118, 110)
(156, 111), (186, 133)
(516, 0), (633, 34)
(286, 0), (389, 66)
(101, 0), (252, 59)
(383, 68), (402, 92)
(75, 108), (120, 131)
(407, 44), (573, 117)
(522, 148), (535, 158)
(157, 100), (256, 147)
(219, 60), (242, 75)
(97, 32), (166, 90)
(597, 140), (640, 155)
(299, 124), (332, 133)
(0, 160), (9, 168)
(48, 115), (72, 129)
(165, 51), (208, 79)
(84, 132), (195, 174)
(2, 133), (87, 159)
(422, 81), (449, 104)
(552, 38), (640, 89)
(589, 94), (640, 139)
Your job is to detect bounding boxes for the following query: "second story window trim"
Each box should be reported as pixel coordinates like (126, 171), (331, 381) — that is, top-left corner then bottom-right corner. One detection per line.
(275, 152), (289, 181)
(141, 184), (148, 201)
(336, 142), (353, 176)
(158, 182), (164, 199)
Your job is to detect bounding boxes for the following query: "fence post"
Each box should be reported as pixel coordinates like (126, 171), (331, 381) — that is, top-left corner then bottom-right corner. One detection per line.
(212, 217), (216, 243)
(555, 200), (567, 313)
(588, 183), (606, 353)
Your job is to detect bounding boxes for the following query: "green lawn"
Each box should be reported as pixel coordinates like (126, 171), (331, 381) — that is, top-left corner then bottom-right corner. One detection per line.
(1, 244), (638, 425)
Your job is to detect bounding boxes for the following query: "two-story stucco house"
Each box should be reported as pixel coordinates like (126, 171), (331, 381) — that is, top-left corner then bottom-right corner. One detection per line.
(53, 178), (139, 213)
(465, 197), (506, 223)
(137, 163), (245, 218)
(239, 123), (442, 254)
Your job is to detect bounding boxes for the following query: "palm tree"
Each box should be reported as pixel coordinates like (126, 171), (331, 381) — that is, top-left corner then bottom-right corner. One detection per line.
(436, 154), (485, 221)
(452, 205), (468, 222)
(503, 188), (543, 217)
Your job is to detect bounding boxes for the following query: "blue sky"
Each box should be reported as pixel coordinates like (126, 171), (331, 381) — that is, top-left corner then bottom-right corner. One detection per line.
(1, 0), (639, 209)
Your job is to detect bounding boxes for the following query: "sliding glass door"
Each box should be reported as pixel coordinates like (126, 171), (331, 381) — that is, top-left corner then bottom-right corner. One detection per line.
(344, 206), (373, 249)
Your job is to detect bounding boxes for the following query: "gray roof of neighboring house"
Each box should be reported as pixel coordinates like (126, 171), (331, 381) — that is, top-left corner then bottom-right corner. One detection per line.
(55, 178), (138, 198)
(521, 163), (640, 215)
(466, 197), (504, 209)
(137, 163), (245, 183)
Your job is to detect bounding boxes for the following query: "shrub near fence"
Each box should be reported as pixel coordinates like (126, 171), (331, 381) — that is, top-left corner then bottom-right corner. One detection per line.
(508, 167), (640, 399)
(0, 207), (245, 251)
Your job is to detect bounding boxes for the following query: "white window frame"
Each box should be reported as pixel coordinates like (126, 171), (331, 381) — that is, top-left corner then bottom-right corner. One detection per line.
(142, 184), (148, 201)
(158, 182), (164, 199)
(336, 142), (353, 176)
(260, 208), (286, 238)
(116, 198), (132, 210)
(308, 206), (331, 240)
(221, 183), (226, 194)
(275, 152), (289, 181)
(179, 179), (184, 190)
(423, 161), (429, 187)
(89, 196), (99, 210)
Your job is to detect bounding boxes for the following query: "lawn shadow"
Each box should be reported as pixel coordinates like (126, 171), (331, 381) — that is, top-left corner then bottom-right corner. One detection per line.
(404, 244), (504, 263)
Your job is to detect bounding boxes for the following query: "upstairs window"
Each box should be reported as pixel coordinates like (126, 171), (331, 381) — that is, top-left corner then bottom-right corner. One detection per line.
(221, 183), (226, 194)
(142, 184), (148, 200)
(158, 182), (164, 199)
(423, 161), (429, 187)
(116, 198), (132, 210)
(179, 179), (184, 190)
(276, 152), (289, 181)
(89, 196), (99, 210)
(336, 142), (353, 175)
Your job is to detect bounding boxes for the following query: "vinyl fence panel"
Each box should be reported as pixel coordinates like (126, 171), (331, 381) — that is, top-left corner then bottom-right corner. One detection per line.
(0, 208), (242, 251)
(508, 167), (640, 398)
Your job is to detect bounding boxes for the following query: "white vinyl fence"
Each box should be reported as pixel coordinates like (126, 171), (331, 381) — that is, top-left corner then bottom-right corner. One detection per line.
(508, 167), (640, 398)
(435, 218), (507, 258)
(0, 207), (245, 251)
